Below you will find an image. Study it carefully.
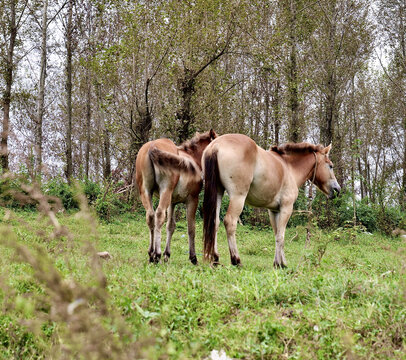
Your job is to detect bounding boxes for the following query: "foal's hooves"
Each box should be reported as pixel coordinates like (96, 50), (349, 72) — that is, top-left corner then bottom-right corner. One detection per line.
(153, 254), (161, 264)
(231, 256), (242, 267)
(273, 261), (287, 269)
(190, 255), (198, 265)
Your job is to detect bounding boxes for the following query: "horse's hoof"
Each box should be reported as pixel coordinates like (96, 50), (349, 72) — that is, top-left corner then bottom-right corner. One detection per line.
(152, 253), (161, 264)
(273, 261), (287, 269)
(190, 255), (198, 265)
(231, 256), (241, 266)
(164, 253), (170, 263)
(149, 255), (155, 263)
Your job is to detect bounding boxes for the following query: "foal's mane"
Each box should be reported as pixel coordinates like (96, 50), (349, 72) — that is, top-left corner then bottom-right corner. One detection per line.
(271, 142), (324, 155)
(178, 131), (212, 153)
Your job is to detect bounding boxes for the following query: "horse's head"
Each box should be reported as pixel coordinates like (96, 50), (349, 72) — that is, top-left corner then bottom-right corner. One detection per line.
(178, 129), (217, 168)
(313, 145), (341, 199)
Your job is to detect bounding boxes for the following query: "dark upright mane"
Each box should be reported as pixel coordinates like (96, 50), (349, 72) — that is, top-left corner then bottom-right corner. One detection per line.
(178, 130), (216, 153)
(271, 142), (324, 155)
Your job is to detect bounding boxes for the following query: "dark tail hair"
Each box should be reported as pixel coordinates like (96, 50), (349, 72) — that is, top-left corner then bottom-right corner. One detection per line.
(203, 151), (221, 261)
(148, 147), (199, 177)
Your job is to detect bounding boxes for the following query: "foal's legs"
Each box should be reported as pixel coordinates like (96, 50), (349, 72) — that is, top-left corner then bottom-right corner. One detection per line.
(163, 203), (176, 262)
(186, 198), (199, 264)
(153, 189), (173, 263)
(224, 194), (246, 266)
(140, 190), (155, 262)
(269, 205), (293, 268)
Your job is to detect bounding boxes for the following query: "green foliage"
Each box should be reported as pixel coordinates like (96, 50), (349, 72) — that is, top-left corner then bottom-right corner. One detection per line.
(310, 189), (404, 234)
(94, 185), (130, 221)
(0, 210), (405, 359)
(0, 315), (41, 359)
(43, 177), (78, 210)
(82, 179), (101, 205)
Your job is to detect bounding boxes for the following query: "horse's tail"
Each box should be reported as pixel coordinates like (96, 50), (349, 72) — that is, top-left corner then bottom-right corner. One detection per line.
(203, 150), (220, 262)
(148, 147), (200, 178)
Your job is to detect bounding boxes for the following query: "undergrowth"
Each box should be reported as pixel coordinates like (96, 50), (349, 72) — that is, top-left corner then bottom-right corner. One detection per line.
(0, 174), (404, 359)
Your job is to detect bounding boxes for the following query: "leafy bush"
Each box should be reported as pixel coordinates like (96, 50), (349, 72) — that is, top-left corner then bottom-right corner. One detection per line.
(43, 178), (78, 210)
(81, 179), (101, 205)
(356, 201), (377, 232)
(95, 189), (131, 221)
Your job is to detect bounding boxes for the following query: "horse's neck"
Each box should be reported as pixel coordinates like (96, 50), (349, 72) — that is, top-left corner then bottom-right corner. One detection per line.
(284, 153), (315, 188)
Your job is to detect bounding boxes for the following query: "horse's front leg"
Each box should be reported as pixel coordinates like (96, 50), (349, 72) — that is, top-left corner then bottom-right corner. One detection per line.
(163, 203), (176, 262)
(269, 205), (293, 268)
(186, 198), (199, 265)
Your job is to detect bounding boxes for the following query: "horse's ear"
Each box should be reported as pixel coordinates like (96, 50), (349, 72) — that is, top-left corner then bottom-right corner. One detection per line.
(323, 144), (332, 155)
(209, 129), (217, 140)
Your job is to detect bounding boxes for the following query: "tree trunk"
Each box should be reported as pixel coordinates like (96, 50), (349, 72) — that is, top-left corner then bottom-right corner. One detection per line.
(35, 0), (48, 177)
(85, 70), (91, 179)
(103, 128), (111, 180)
(1, 0), (17, 171)
(321, 74), (336, 146)
(272, 79), (281, 145)
(65, 0), (74, 182)
(402, 122), (406, 210)
(287, 0), (300, 143)
(263, 77), (270, 148)
(177, 68), (195, 142)
(320, 5), (337, 148)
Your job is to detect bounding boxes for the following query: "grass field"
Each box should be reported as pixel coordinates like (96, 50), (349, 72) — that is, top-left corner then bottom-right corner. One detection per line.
(0, 208), (405, 359)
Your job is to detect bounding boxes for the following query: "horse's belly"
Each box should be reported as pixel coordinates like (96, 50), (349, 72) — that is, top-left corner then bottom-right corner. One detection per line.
(172, 177), (201, 204)
(246, 189), (280, 209)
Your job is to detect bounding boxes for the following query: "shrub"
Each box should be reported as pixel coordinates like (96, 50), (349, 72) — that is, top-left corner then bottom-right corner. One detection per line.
(43, 178), (78, 210)
(356, 202), (377, 232)
(95, 189), (131, 221)
(81, 179), (101, 205)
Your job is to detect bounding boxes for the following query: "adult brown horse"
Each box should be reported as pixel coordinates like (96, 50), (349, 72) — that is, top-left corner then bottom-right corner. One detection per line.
(202, 134), (341, 267)
(136, 130), (216, 264)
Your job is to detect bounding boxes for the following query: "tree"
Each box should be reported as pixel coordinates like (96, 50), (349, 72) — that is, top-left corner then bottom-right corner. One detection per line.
(378, 0), (406, 209)
(0, 0), (28, 171)
(307, 0), (373, 182)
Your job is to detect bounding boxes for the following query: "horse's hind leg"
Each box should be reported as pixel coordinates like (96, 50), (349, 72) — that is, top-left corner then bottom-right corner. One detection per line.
(153, 189), (173, 263)
(186, 198), (199, 265)
(224, 194), (246, 266)
(164, 203), (176, 262)
(139, 190), (155, 262)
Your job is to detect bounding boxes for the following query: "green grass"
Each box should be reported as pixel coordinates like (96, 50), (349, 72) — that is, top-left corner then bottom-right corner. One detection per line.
(0, 209), (405, 359)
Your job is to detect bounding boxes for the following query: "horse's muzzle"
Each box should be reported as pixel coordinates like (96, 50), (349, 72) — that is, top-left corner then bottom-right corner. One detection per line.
(329, 182), (341, 199)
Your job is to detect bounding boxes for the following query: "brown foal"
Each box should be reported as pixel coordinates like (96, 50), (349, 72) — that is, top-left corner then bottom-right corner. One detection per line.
(135, 130), (216, 264)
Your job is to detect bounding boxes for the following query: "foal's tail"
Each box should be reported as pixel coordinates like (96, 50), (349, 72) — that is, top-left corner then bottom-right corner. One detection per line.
(148, 147), (200, 179)
(203, 150), (221, 262)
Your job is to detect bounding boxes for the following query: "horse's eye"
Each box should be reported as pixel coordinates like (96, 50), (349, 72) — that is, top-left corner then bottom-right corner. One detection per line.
(329, 164), (333, 170)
